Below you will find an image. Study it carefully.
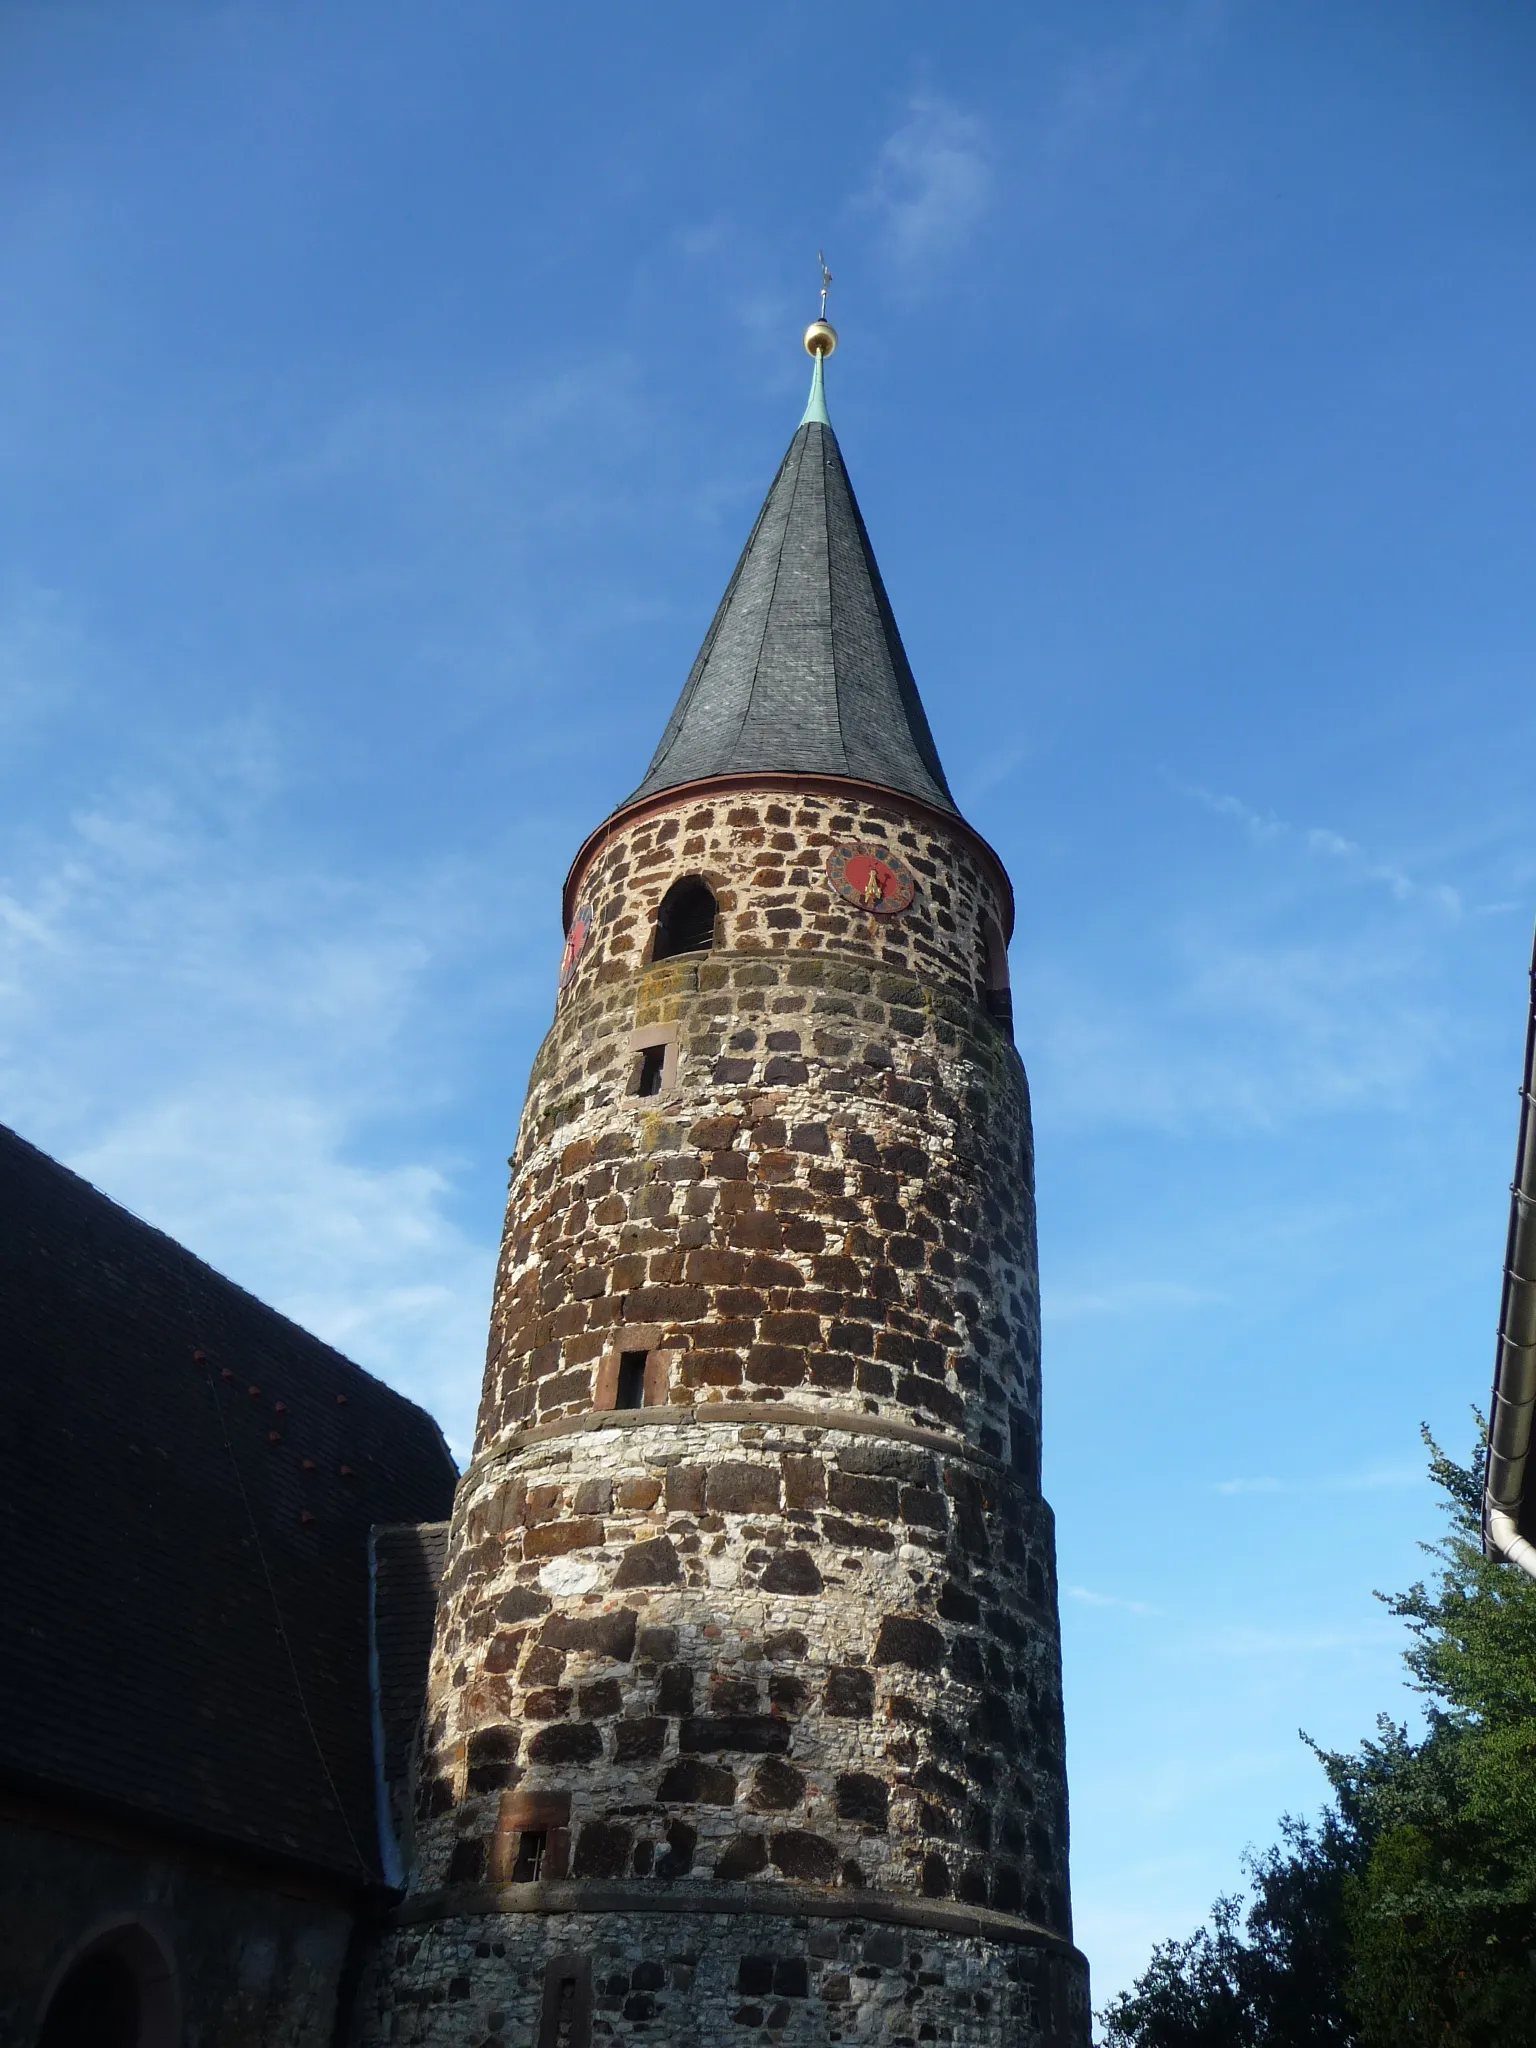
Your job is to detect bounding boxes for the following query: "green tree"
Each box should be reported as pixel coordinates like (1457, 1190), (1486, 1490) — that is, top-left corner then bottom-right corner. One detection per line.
(1319, 1431), (1536, 2044)
(1097, 1816), (1360, 2047)
(1099, 1429), (1536, 2048)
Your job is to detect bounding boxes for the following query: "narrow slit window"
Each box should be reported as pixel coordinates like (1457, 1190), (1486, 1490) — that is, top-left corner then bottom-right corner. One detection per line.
(551, 1980), (577, 2048)
(635, 1044), (665, 1097)
(511, 1828), (547, 1882)
(548, 1974), (581, 2048)
(537, 1955), (592, 2048)
(615, 1351), (648, 1410)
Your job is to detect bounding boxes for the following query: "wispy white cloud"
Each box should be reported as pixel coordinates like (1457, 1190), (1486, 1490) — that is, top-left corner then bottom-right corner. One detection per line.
(1187, 783), (1464, 916)
(0, 680), (515, 1460)
(1213, 1466), (1424, 1499)
(1025, 930), (1445, 1136)
(1046, 1276), (1220, 1324)
(855, 95), (991, 299)
(1200, 1624), (1396, 1658)
(1067, 1584), (1164, 1617)
(73, 1088), (490, 1448)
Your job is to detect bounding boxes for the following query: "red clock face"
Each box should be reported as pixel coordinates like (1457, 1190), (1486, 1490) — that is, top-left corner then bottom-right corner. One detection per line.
(826, 844), (917, 917)
(559, 904), (593, 990)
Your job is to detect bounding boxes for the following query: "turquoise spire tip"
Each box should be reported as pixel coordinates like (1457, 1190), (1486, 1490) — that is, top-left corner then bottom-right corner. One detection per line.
(800, 348), (831, 427)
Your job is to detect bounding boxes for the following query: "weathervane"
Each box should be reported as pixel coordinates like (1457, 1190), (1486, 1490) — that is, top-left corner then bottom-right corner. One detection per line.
(805, 251), (838, 360)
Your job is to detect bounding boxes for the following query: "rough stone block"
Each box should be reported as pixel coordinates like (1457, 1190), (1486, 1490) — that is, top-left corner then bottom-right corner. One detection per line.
(836, 1773), (889, 1830)
(710, 1673), (760, 1714)
(714, 1833), (769, 1881)
(522, 1688), (573, 1721)
(614, 1535), (681, 1587)
(768, 1830), (836, 1882)
(656, 1663), (694, 1714)
(572, 1820), (632, 1879)
(758, 1549), (823, 1595)
(822, 1667), (876, 1718)
(542, 1609), (638, 1662)
(523, 1517), (605, 1560)
(827, 1471), (899, 1521)
(873, 1615), (945, 1671)
(679, 1717), (789, 1756)
(658, 1758), (737, 1805)
(781, 1455), (825, 1509)
(613, 1718), (667, 1762)
(705, 1463), (780, 1515)
(746, 1757), (805, 1811)
(665, 1464), (706, 1512)
(820, 1514), (895, 1553)
(518, 1644), (565, 1687)
(578, 1679), (623, 1719)
(497, 1586), (551, 1623)
(527, 1723), (602, 1765)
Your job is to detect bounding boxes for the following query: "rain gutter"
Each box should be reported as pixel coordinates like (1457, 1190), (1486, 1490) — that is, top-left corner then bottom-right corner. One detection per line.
(1483, 923), (1536, 1576)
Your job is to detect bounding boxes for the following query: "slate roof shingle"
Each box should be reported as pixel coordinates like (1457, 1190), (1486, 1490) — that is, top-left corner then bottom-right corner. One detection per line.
(0, 1123), (458, 1886)
(624, 415), (958, 817)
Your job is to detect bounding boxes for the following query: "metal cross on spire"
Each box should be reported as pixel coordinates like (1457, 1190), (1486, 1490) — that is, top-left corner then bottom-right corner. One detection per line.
(802, 252), (838, 386)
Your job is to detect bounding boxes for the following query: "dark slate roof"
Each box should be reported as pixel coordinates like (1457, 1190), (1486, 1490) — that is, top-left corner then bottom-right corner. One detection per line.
(623, 410), (959, 815)
(0, 1122), (457, 1886)
(371, 1519), (449, 1879)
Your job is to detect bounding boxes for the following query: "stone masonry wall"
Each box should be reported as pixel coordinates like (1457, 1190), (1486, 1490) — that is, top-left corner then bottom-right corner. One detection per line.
(420, 1416), (1067, 1923)
(479, 787), (1037, 1461)
(364, 782), (1088, 2047)
(361, 1907), (1088, 2048)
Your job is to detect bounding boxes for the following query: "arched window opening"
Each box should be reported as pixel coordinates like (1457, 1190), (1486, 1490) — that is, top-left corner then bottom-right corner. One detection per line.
(652, 877), (717, 962)
(37, 1923), (179, 2048)
(980, 917), (1013, 1032)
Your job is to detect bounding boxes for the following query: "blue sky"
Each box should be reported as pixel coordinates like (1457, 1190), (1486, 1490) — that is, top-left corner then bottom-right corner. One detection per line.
(3, 0), (1534, 2008)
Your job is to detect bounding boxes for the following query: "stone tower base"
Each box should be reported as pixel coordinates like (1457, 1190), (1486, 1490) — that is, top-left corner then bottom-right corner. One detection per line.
(360, 1893), (1089, 2047)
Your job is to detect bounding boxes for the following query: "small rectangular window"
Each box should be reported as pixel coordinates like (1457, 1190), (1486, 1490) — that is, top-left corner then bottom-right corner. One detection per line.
(615, 1352), (648, 1409)
(511, 1828), (547, 1882)
(635, 1044), (665, 1097)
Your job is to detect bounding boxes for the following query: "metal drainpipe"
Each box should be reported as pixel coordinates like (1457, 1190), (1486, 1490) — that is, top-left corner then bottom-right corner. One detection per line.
(1483, 922), (1536, 1576)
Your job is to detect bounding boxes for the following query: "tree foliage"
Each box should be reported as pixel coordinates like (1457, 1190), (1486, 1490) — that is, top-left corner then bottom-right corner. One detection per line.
(1099, 1428), (1536, 2048)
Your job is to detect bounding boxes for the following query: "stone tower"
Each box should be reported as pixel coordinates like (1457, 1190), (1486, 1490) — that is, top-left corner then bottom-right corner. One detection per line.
(362, 330), (1090, 2047)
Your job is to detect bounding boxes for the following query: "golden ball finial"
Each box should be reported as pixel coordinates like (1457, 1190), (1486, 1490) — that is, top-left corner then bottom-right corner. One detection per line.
(804, 320), (838, 358)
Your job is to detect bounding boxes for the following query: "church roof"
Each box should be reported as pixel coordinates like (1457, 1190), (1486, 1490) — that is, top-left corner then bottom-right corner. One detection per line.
(0, 1123), (456, 1886)
(622, 351), (958, 817)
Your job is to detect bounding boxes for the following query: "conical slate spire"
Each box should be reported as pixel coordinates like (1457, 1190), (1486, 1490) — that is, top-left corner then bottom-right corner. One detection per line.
(622, 352), (958, 816)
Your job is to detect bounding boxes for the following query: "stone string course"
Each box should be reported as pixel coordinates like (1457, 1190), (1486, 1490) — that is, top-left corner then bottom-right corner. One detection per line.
(359, 784), (1088, 2047)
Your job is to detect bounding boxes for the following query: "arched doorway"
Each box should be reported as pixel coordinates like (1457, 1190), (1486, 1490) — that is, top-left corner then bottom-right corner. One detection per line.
(35, 1921), (179, 2048)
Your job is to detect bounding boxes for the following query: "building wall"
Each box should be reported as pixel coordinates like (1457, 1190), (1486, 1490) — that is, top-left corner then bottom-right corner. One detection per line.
(0, 1808), (355, 2048)
(361, 1906), (1088, 2047)
(364, 782), (1088, 2046)
(479, 786), (1034, 1455)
